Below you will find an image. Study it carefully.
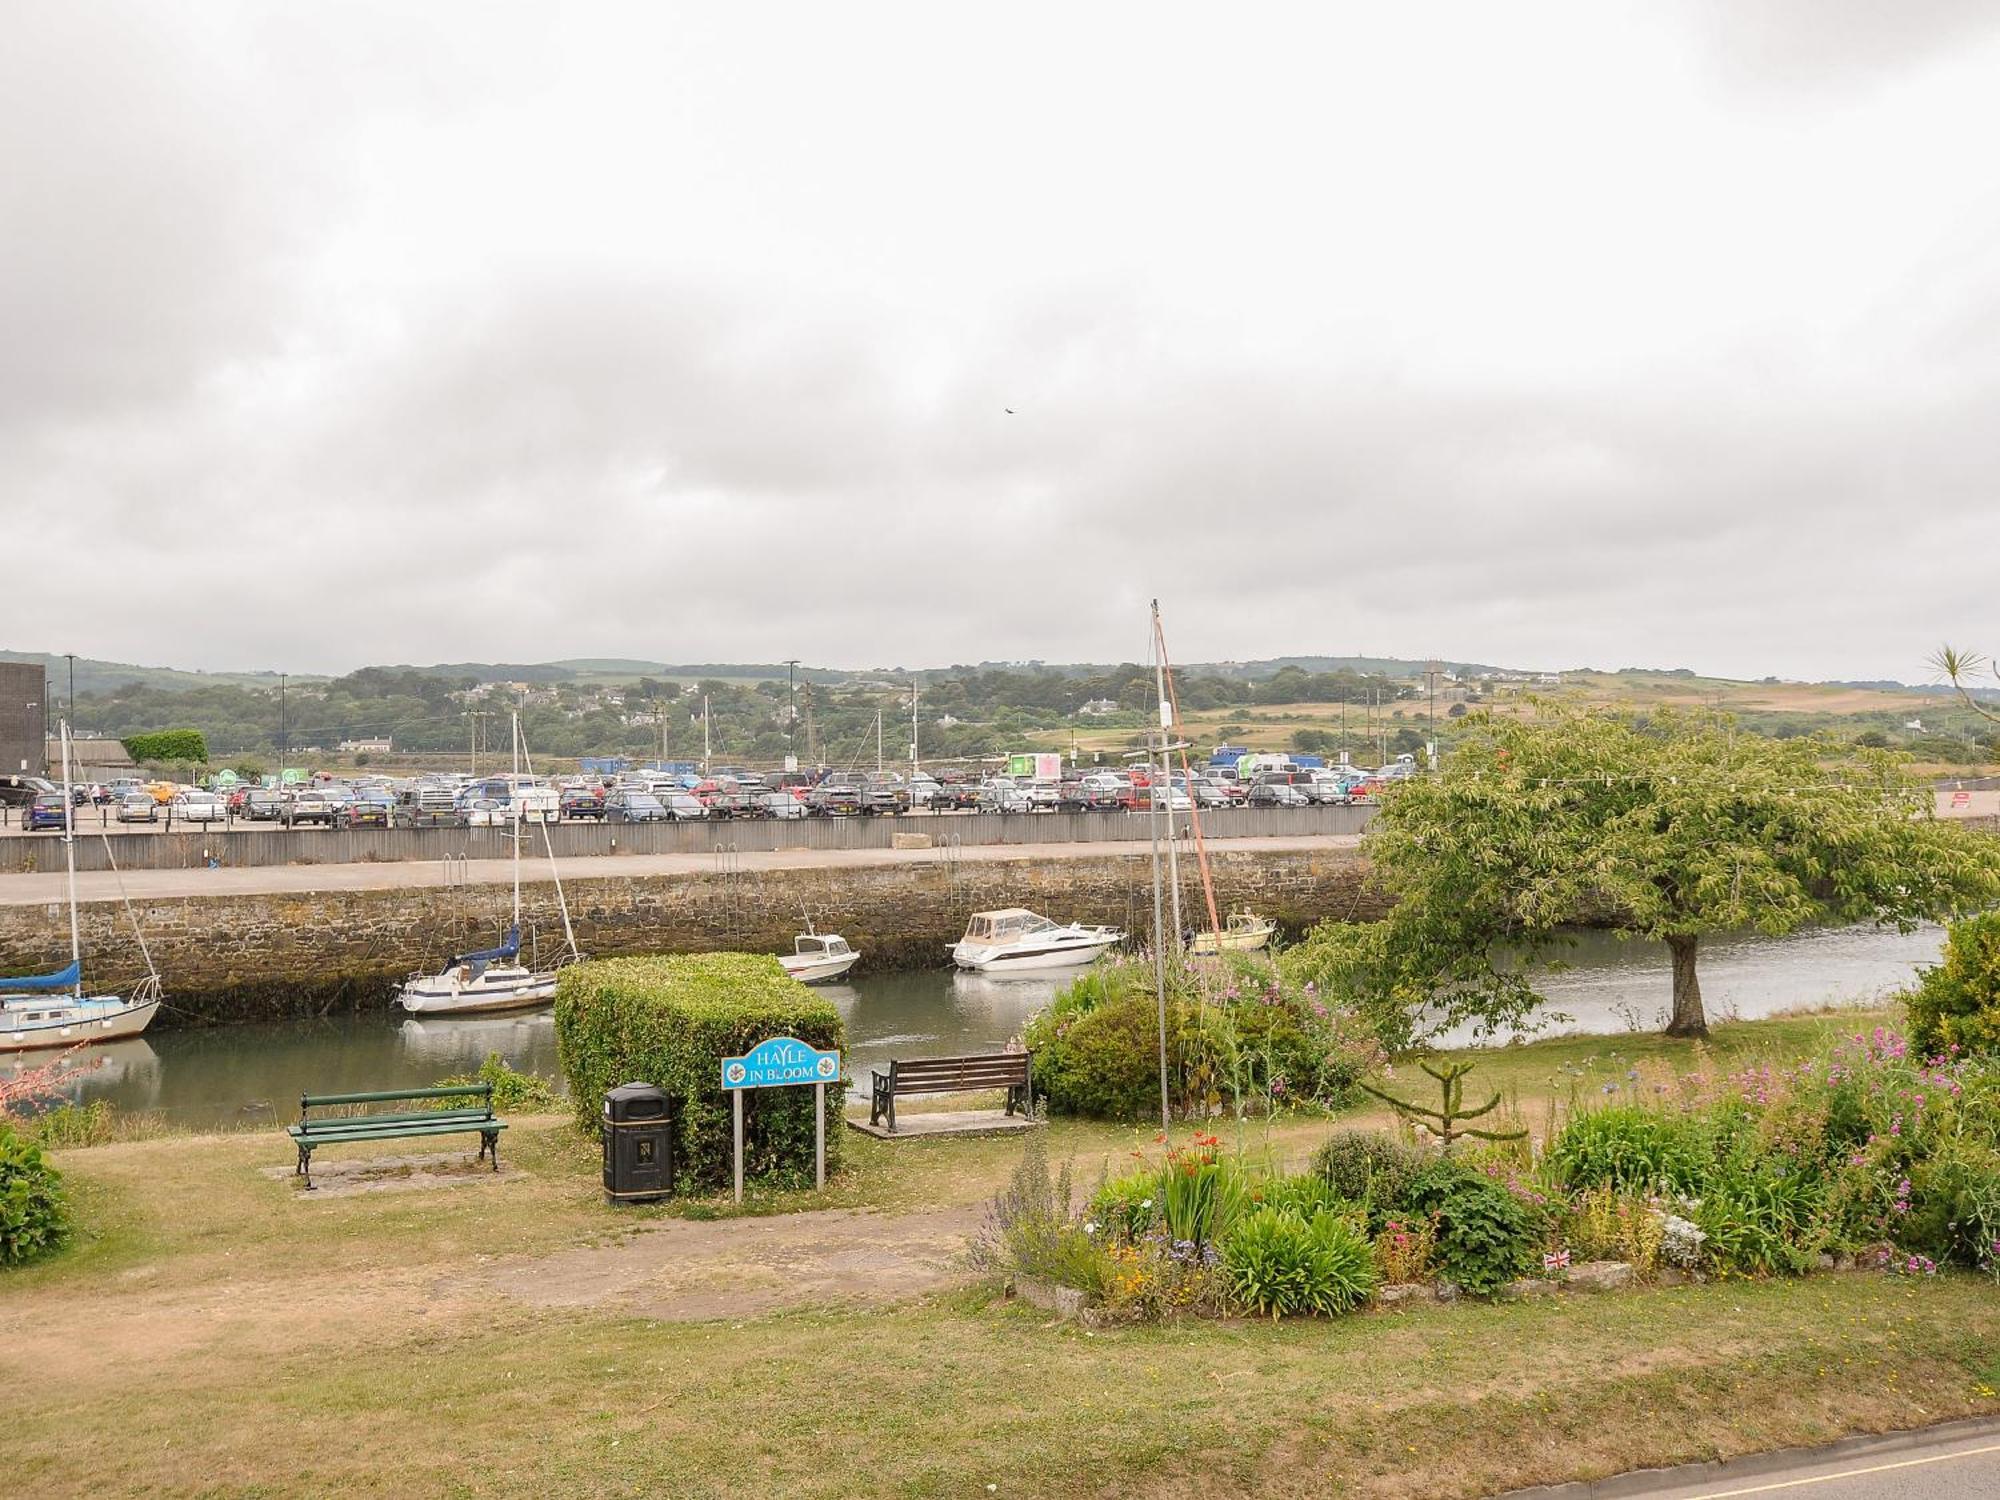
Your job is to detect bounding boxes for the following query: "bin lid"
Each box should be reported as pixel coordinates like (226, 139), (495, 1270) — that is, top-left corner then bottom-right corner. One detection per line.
(605, 1081), (667, 1103)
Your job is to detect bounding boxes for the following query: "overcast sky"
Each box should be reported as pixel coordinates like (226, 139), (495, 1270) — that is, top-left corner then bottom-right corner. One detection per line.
(6, 3), (1998, 682)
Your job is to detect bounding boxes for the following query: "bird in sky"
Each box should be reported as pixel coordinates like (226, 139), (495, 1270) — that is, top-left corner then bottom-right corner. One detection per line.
(1004, 407), (1015, 414)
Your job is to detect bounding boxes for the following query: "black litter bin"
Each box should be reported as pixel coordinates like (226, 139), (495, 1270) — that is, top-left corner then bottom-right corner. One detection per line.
(602, 1082), (676, 1202)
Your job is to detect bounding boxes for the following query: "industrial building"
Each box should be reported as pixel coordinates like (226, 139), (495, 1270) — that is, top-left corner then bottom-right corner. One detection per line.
(0, 660), (47, 777)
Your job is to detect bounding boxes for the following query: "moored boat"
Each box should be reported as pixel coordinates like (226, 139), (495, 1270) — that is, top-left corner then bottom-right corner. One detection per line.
(2, 722), (162, 1053)
(951, 908), (1123, 972)
(779, 932), (861, 984)
(1188, 911), (1277, 957)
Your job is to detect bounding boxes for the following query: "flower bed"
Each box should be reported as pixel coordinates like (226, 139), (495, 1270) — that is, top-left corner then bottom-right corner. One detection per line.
(979, 1028), (2000, 1322)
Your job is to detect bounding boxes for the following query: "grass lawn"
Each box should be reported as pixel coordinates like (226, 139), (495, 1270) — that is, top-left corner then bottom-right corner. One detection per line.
(5, 1007), (1997, 1498)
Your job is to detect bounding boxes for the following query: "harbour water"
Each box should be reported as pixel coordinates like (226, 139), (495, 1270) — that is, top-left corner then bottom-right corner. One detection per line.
(6, 923), (1944, 1128)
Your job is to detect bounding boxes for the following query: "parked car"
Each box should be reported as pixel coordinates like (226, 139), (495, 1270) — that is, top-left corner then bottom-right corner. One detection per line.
(761, 789), (807, 820)
(240, 788), (286, 822)
(560, 787), (607, 822)
(1148, 785), (1194, 813)
(1248, 782), (1312, 808)
(392, 785), (461, 828)
(907, 772), (945, 808)
(117, 792), (159, 823)
(172, 790), (227, 824)
(24, 792), (69, 832)
(337, 793), (394, 830)
(606, 790), (669, 823)
(808, 780), (866, 816)
(661, 790), (708, 820)
(284, 788), (337, 827)
(146, 780), (179, 804)
(929, 780), (982, 812)
(1077, 772), (1137, 811)
(0, 776), (57, 809)
(977, 777), (1034, 814)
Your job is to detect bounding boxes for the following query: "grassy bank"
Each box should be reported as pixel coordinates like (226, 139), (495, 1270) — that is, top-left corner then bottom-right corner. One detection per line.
(6, 1006), (1996, 1498)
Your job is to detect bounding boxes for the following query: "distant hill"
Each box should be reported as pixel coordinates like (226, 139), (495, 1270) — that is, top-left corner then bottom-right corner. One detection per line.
(0, 650), (321, 697)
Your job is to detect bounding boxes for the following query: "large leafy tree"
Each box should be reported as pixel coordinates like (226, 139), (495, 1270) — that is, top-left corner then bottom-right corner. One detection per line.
(1320, 708), (1999, 1041)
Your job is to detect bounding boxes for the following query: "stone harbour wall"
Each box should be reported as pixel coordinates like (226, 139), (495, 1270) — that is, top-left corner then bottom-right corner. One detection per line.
(0, 846), (1383, 1027)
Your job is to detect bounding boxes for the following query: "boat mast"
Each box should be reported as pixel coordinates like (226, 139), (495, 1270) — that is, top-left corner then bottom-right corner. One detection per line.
(60, 719), (81, 995)
(1154, 608), (1221, 940)
(511, 709), (522, 931)
(1152, 604), (1183, 946)
(1148, 602), (1170, 1133)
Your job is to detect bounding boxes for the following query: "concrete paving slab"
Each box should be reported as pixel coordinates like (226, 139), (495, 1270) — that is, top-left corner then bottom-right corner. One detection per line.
(846, 1108), (1041, 1140)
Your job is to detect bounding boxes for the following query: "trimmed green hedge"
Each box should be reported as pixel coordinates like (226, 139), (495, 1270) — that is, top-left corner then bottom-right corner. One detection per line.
(122, 729), (208, 765)
(554, 953), (845, 1192)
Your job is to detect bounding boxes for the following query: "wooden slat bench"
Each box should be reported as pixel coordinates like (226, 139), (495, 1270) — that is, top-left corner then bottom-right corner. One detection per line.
(287, 1083), (506, 1190)
(869, 1052), (1032, 1133)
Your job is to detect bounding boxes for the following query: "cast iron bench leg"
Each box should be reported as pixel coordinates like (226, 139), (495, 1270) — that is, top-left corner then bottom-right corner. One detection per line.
(299, 1143), (315, 1191)
(481, 1129), (499, 1172)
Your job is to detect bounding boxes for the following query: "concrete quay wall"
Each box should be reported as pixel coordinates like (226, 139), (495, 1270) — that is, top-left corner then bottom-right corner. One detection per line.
(0, 844), (1381, 1027)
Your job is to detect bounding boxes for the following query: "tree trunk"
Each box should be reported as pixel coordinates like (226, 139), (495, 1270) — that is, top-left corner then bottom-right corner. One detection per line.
(1664, 933), (1707, 1038)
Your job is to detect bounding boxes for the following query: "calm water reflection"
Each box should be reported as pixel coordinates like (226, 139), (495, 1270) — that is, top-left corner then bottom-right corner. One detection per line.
(6, 924), (1943, 1127)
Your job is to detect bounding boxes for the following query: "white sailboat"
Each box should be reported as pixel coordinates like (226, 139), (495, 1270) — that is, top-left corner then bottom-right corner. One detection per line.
(1, 722), (162, 1052)
(399, 712), (581, 1016)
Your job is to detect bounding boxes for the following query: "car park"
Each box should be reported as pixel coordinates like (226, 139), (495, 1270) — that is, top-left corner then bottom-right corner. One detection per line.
(117, 792), (158, 823)
(24, 792), (69, 832)
(977, 777), (1034, 814)
(808, 780), (865, 816)
(393, 785), (461, 828)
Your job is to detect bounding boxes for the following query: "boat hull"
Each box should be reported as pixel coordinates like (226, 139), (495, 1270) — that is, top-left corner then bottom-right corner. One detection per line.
(398, 966), (559, 1016)
(1, 995), (161, 1052)
(951, 934), (1123, 972)
(780, 951), (861, 984)
(1188, 923), (1276, 957)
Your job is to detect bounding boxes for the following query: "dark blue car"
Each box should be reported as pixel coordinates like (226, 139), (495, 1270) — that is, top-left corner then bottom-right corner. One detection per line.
(24, 793), (69, 832)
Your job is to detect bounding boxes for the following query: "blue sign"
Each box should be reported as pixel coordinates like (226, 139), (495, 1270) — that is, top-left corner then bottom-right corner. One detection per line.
(721, 1036), (841, 1090)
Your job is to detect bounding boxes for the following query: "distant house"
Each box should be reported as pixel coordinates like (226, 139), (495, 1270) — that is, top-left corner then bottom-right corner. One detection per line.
(339, 737), (393, 754)
(935, 714), (962, 728)
(1076, 698), (1120, 718)
(1536, 673), (1563, 686)
(1905, 719), (1925, 732)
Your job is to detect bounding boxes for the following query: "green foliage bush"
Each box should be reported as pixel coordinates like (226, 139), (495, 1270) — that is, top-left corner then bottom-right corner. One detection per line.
(972, 1132), (1103, 1295)
(121, 728), (208, 765)
(1087, 1169), (1159, 1244)
(1257, 1171), (1347, 1220)
(1404, 1161), (1546, 1295)
(1907, 912), (2000, 1058)
(0, 1124), (71, 1267)
(1548, 1106), (1715, 1195)
(1309, 1128), (1429, 1224)
(1221, 1207), (1377, 1317)
(1024, 957), (1380, 1121)
(25, 1100), (116, 1149)
(554, 954), (844, 1193)
(430, 1053), (560, 1113)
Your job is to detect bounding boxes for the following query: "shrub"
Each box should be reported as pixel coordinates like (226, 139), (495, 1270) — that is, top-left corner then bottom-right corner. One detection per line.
(1405, 1161), (1546, 1296)
(1310, 1128), (1430, 1225)
(1258, 1171), (1347, 1220)
(25, 1100), (115, 1149)
(1695, 1170), (1825, 1275)
(1558, 1186), (1666, 1275)
(1221, 1208), (1377, 1317)
(1023, 963), (1235, 1120)
(0, 1124), (71, 1267)
(554, 954), (844, 1193)
(121, 728), (208, 765)
(1088, 1169), (1159, 1245)
(1907, 912), (2000, 1058)
(972, 1132), (1104, 1295)
(1549, 1106), (1713, 1196)
(430, 1053), (560, 1113)
(1372, 1214), (1436, 1284)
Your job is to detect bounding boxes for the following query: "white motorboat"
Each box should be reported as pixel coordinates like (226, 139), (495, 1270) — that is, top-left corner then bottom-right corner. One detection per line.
(779, 932), (861, 985)
(400, 712), (581, 1017)
(2, 723), (162, 1053)
(1188, 911), (1277, 957)
(951, 908), (1124, 973)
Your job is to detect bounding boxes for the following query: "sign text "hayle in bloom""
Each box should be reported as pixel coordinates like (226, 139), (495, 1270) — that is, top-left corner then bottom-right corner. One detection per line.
(721, 1036), (842, 1090)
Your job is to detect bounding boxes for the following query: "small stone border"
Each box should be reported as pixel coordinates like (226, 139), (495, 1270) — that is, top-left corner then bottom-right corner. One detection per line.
(1010, 1251), (1880, 1324)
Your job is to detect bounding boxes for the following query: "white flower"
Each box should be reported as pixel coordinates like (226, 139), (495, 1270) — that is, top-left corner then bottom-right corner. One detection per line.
(1083, 1221), (1098, 1235)
(1140, 1199), (1153, 1210)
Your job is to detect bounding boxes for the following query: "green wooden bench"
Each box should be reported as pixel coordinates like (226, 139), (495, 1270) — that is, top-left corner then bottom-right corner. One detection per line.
(287, 1083), (505, 1190)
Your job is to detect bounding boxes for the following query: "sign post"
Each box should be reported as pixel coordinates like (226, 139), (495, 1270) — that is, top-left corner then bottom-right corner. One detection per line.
(720, 1035), (842, 1205)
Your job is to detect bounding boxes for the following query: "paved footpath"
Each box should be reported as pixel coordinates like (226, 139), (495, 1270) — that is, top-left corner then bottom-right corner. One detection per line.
(0, 833), (1361, 907)
(1499, 1418), (2000, 1500)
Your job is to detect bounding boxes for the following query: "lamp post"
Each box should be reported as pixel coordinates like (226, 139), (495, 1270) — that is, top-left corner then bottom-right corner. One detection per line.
(277, 674), (287, 761)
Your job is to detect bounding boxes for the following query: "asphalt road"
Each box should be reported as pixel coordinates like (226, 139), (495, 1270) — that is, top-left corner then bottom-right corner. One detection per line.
(0, 832), (1362, 906)
(1500, 1419), (2000, 1500)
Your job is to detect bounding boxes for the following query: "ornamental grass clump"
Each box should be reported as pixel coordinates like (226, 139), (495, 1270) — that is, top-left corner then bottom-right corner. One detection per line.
(554, 953), (844, 1193)
(1222, 1207), (1377, 1318)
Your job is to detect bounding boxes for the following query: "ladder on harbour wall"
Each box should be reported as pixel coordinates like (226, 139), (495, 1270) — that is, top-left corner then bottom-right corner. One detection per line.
(712, 843), (743, 945)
